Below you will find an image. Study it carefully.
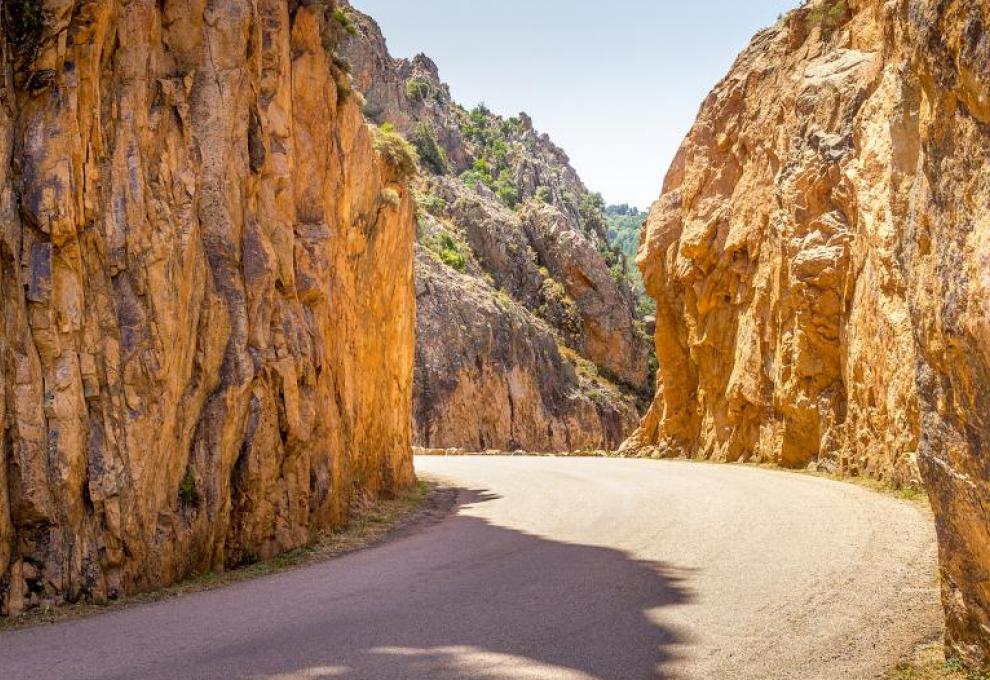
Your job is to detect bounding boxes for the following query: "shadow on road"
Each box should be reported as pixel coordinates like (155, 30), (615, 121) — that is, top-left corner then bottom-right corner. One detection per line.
(237, 487), (695, 680)
(0, 487), (696, 680)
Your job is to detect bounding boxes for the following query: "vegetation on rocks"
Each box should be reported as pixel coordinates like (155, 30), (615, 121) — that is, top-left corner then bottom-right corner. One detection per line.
(410, 123), (448, 174)
(406, 78), (432, 102)
(331, 6), (358, 35)
(805, 0), (850, 33)
(422, 231), (469, 272)
(372, 123), (419, 180)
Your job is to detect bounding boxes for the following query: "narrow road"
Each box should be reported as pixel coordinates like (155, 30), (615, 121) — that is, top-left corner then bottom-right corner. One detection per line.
(0, 457), (940, 680)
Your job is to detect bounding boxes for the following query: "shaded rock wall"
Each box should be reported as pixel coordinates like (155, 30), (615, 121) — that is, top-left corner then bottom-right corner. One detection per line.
(624, 0), (990, 665)
(414, 248), (636, 451)
(0, 0), (415, 615)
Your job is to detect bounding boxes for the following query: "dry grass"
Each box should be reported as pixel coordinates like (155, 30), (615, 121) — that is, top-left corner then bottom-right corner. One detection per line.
(795, 467), (930, 508)
(887, 642), (990, 680)
(0, 481), (436, 633)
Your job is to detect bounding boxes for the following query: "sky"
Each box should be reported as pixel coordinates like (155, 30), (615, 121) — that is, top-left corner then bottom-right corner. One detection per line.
(351, 0), (797, 209)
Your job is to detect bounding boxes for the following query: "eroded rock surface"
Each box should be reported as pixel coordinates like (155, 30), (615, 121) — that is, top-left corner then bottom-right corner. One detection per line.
(0, 0), (415, 615)
(415, 247), (635, 452)
(339, 4), (649, 451)
(623, 0), (990, 665)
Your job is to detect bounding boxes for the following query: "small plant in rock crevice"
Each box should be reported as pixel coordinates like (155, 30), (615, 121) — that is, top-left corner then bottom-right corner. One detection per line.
(420, 222), (472, 273)
(179, 473), (200, 507)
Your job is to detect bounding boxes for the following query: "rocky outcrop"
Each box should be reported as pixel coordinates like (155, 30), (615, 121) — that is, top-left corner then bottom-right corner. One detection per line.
(339, 5), (650, 451)
(0, 1), (415, 616)
(414, 248), (637, 451)
(623, 0), (990, 666)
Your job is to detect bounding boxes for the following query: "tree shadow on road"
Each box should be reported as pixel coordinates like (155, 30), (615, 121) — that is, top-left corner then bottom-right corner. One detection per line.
(236, 487), (696, 680)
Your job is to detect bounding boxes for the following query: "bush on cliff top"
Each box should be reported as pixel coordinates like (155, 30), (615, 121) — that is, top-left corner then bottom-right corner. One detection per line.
(806, 0), (849, 33)
(406, 79), (432, 103)
(372, 123), (419, 181)
(332, 7), (358, 35)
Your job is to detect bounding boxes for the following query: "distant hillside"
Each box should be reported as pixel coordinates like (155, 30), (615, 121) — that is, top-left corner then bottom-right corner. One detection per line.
(606, 204), (647, 260)
(605, 205), (654, 318)
(339, 3), (653, 450)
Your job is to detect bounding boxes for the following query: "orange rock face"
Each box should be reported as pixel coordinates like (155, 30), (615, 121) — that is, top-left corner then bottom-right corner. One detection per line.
(624, 0), (990, 665)
(0, 1), (415, 615)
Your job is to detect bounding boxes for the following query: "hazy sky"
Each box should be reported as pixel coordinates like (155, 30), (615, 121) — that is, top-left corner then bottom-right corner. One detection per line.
(351, 0), (797, 208)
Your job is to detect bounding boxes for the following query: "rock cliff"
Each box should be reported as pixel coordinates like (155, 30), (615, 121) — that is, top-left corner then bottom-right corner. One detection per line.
(0, 0), (415, 616)
(623, 0), (990, 666)
(339, 5), (650, 451)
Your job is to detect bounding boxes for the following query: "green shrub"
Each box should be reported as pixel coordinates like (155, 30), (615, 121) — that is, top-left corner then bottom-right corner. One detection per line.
(806, 0), (849, 32)
(495, 178), (520, 208)
(406, 78), (431, 102)
(179, 473), (199, 506)
(609, 262), (627, 288)
(371, 123), (419, 180)
(535, 186), (552, 204)
(410, 123), (448, 174)
(460, 162), (494, 190)
(421, 232), (468, 272)
(439, 248), (466, 271)
(332, 7), (357, 35)
(416, 190), (447, 217)
(426, 233), (467, 272)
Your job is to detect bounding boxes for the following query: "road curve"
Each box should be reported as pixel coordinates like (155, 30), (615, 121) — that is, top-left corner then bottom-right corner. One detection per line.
(0, 456), (940, 680)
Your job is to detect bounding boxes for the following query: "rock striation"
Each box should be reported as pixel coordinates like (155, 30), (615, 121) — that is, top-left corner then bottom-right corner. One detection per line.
(0, 0), (415, 615)
(414, 246), (634, 452)
(339, 4), (650, 451)
(623, 0), (990, 666)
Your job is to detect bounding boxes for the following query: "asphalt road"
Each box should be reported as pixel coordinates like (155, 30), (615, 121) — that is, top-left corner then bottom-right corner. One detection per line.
(0, 456), (940, 680)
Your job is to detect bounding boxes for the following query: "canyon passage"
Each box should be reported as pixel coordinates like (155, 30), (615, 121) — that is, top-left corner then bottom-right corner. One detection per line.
(0, 457), (941, 680)
(0, 0), (989, 678)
